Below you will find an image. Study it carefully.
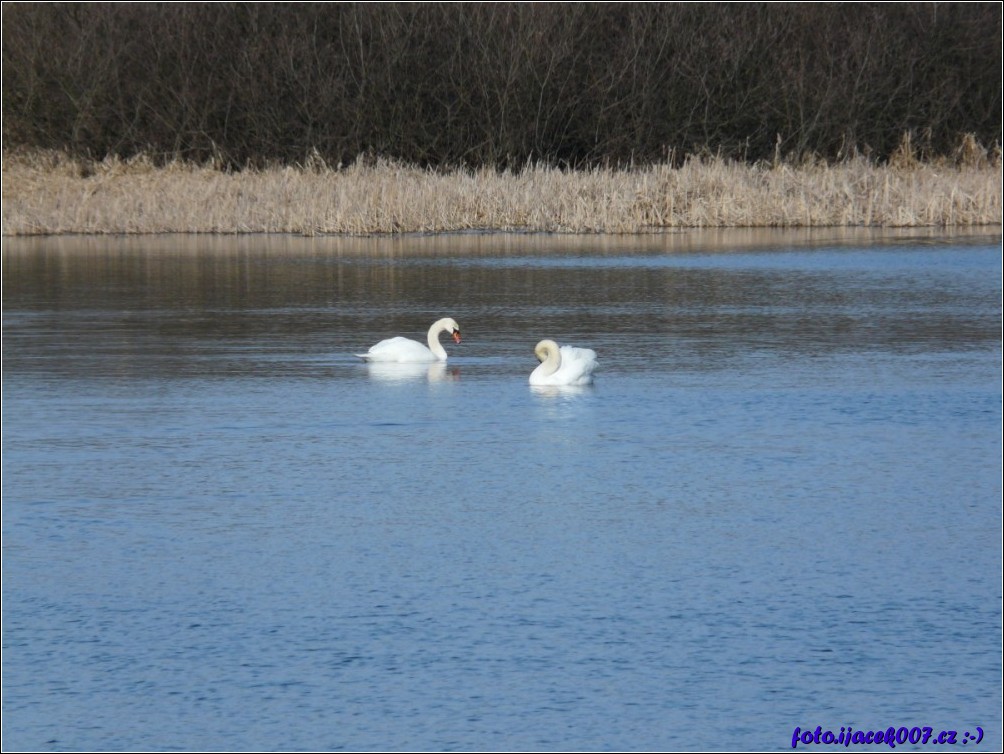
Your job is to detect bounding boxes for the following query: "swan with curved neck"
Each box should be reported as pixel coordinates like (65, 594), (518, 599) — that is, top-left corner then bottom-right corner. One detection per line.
(529, 339), (597, 386)
(356, 318), (462, 362)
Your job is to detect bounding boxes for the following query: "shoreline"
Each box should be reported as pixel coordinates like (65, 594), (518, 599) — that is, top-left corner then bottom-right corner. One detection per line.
(3, 151), (1001, 237)
(4, 224), (1003, 241)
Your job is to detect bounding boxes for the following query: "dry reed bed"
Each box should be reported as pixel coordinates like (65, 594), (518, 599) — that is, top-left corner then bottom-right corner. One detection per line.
(2, 150), (1001, 235)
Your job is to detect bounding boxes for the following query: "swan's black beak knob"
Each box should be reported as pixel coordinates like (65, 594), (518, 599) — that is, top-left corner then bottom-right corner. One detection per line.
(452, 329), (462, 344)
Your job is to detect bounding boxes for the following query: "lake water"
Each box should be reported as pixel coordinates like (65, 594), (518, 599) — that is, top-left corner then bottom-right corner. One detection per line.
(2, 229), (1001, 752)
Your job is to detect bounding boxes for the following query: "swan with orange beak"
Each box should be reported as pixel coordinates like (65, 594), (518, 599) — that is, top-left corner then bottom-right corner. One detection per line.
(356, 318), (462, 362)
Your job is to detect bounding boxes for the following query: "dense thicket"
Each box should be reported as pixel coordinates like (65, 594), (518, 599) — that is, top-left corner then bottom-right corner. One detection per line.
(2, 2), (1000, 169)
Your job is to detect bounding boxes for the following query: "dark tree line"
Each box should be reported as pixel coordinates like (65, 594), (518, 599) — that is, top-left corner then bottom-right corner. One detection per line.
(2, 2), (1000, 169)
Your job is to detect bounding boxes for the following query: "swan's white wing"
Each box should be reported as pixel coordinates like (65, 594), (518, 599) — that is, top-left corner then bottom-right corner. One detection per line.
(561, 346), (597, 362)
(356, 336), (436, 363)
(556, 346), (598, 385)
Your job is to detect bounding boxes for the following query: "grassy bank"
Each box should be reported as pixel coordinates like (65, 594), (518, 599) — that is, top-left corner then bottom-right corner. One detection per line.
(2, 147), (1001, 236)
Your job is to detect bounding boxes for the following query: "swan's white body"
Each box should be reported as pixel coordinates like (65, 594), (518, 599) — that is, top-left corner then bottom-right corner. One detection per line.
(529, 339), (597, 386)
(356, 318), (461, 363)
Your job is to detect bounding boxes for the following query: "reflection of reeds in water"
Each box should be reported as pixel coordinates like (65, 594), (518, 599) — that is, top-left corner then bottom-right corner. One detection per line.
(3, 146), (1000, 235)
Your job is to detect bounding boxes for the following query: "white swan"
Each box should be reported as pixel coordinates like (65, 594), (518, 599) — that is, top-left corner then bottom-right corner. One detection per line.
(529, 339), (597, 386)
(356, 318), (461, 363)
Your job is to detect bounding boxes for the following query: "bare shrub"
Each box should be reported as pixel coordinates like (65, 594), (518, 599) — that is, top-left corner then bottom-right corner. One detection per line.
(3, 3), (1000, 168)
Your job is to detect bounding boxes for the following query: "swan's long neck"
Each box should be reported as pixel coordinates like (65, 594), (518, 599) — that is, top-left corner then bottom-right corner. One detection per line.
(427, 319), (453, 360)
(535, 340), (562, 376)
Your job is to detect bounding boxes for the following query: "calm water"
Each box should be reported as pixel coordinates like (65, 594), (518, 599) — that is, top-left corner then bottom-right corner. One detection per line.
(3, 230), (1001, 752)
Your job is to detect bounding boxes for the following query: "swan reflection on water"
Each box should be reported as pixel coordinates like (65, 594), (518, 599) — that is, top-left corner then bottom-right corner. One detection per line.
(529, 384), (594, 399)
(364, 361), (459, 383)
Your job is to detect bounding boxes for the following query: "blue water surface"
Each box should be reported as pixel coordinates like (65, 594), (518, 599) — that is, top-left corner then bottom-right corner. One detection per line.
(2, 230), (1001, 751)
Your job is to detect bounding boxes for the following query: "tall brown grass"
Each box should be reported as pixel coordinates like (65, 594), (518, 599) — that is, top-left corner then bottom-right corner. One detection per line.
(3, 140), (1001, 236)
